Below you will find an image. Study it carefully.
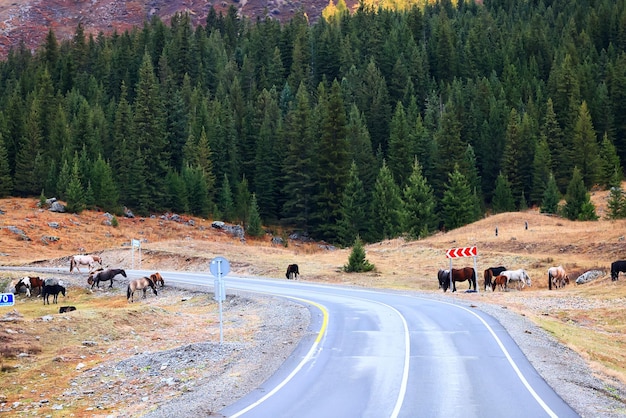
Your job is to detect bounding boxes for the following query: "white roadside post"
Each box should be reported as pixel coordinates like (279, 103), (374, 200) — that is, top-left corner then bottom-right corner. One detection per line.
(131, 239), (141, 270)
(445, 246), (479, 293)
(210, 256), (230, 344)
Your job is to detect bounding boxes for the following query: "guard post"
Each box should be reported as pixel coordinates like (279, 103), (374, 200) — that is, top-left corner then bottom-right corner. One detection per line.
(131, 239), (141, 270)
(210, 256), (230, 344)
(445, 246), (479, 293)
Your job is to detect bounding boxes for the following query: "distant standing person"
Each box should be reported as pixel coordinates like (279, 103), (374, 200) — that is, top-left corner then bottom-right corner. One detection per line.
(525, 221), (528, 230)
(495, 226), (498, 237)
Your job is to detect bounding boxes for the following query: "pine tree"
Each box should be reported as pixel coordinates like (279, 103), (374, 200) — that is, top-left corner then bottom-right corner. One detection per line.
(531, 136), (553, 205)
(403, 158), (437, 239)
(387, 101), (413, 188)
(564, 167), (597, 221)
(314, 80), (349, 240)
(134, 51), (170, 211)
(246, 193), (264, 237)
(441, 166), (478, 230)
(343, 235), (374, 273)
(182, 164), (210, 218)
(370, 161), (405, 241)
(606, 183), (626, 219)
(572, 101), (600, 189)
(0, 134), (12, 197)
(165, 170), (189, 214)
(598, 133), (622, 189)
(14, 98), (43, 196)
(337, 162), (369, 246)
(217, 174), (235, 222)
(492, 173), (515, 213)
(540, 173), (561, 214)
(65, 159), (86, 214)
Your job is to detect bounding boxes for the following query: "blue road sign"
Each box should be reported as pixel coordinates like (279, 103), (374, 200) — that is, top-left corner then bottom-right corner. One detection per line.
(0, 293), (15, 306)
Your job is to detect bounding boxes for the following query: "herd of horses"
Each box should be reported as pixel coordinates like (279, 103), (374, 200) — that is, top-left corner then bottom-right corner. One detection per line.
(11, 254), (167, 307)
(439, 259), (626, 292)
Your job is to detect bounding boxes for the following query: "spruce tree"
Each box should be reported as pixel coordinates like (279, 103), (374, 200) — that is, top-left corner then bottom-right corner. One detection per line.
(598, 133), (622, 189)
(337, 162), (369, 246)
(246, 193), (264, 237)
(492, 173), (515, 213)
(0, 134), (12, 197)
(531, 136), (552, 205)
(403, 158), (437, 239)
(343, 235), (374, 273)
(370, 161), (405, 241)
(564, 167), (597, 221)
(606, 181), (626, 220)
(441, 166), (477, 230)
(540, 173), (561, 214)
(65, 159), (86, 214)
(572, 101), (600, 189)
(217, 174), (235, 222)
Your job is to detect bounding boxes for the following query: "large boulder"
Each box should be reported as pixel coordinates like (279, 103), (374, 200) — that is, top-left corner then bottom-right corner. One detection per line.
(575, 270), (605, 285)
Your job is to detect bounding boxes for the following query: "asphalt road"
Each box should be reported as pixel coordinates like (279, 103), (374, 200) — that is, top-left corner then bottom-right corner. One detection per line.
(2, 267), (579, 417)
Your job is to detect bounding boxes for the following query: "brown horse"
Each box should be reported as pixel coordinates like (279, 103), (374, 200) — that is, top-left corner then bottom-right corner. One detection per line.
(442, 267), (477, 292)
(491, 275), (508, 291)
(150, 272), (165, 288)
(483, 266), (507, 291)
(127, 277), (158, 303)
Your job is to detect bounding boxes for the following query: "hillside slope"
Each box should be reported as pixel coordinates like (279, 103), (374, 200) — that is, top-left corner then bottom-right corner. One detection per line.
(0, 0), (337, 59)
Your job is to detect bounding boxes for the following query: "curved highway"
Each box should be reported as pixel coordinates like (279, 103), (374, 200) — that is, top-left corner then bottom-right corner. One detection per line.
(2, 267), (579, 417)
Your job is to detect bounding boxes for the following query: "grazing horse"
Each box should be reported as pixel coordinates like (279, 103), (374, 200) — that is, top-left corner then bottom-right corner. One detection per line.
(483, 266), (507, 291)
(70, 254), (102, 273)
(437, 269), (449, 289)
(42, 284), (66, 305)
(286, 264), (299, 280)
(15, 276), (44, 297)
(491, 275), (508, 291)
(150, 272), (165, 288)
(548, 266), (570, 290)
(611, 260), (626, 281)
(442, 267), (477, 292)
(127, 277), (158, 303)
(502, 269), (532, 290)
(89, 268), (126, 289)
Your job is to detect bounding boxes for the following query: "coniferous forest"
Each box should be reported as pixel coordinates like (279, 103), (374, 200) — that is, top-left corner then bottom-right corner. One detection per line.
(0, 0), (625, 245)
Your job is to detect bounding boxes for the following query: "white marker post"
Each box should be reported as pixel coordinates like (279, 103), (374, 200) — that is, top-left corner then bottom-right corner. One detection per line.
(131, 239), (141, 269)
(210, 256), (230, 344)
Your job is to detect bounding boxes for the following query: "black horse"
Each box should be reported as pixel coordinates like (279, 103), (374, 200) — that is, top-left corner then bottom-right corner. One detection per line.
(89, 268), (127, 288)
(437, 269), (449, 289)
(286, 264), (299, 280)
(611, 260), (626, 281)
(442, 267), (477, 292)
(483, 266), (507, 291)
(42, 284), (66, 305)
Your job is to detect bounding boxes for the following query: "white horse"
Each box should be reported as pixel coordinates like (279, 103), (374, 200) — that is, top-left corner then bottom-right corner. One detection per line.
(502, 269), (532, 290)
(69, 255), (102, 273)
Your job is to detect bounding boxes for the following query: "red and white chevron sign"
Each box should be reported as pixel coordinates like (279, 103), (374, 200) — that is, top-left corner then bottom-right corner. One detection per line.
(445, 246), (477, 258)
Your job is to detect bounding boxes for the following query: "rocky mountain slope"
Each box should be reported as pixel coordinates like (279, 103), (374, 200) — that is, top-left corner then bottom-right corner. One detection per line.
(0, 0), (333, 59)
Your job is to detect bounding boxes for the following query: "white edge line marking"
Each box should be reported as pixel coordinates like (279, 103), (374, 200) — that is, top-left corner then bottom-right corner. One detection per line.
(427, 297), (558, 418)
(229, 296), (328, 418)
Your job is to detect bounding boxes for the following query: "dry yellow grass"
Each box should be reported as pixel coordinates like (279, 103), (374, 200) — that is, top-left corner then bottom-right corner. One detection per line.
(2, 193), (626, 409)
